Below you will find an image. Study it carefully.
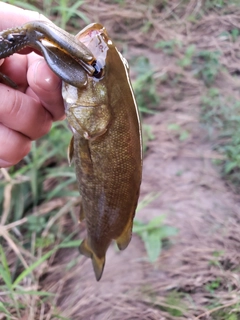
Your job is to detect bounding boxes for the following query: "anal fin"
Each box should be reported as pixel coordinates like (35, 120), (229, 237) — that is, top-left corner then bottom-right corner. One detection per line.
(116, 219), (133, 251)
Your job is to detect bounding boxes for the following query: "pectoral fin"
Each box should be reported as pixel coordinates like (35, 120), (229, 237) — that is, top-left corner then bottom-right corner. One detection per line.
(116, 219), (133, 251)
(67, 136), (74, 166)
(79, 239), (105, 281)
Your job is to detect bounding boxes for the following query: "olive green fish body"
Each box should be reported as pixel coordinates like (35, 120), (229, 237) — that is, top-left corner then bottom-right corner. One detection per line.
(63, 23), (142, 281)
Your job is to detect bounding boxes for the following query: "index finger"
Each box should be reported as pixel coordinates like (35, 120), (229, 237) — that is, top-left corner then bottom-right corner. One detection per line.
(0, 2), (50, 30)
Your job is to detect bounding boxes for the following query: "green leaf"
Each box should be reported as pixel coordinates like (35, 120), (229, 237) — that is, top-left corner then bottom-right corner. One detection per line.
(0, 245), (12, 289)
(133, 215), (178, 262)
(0, 301), (12, 316)
(168, 123), (180, 131)
(0, 266), (12, 289)
(158, 225), (178, 238)
(143, 230), (162, 263)
(133, 215), (166, 233)
(225, 161), (237, 174)
(46, 177), (76, 200)
(179, 130), (189, 141)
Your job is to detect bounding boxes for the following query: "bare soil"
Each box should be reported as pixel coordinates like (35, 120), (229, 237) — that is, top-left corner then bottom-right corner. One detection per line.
(41, 1), (240, 319)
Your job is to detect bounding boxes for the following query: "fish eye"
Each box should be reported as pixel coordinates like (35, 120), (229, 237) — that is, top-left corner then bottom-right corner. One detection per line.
(7, 34), (15, 43)
(92, 61), (105, 79)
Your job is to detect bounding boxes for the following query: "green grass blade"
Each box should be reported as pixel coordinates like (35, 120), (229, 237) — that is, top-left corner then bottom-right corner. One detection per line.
(14, 288), (54, 296)
(0, 245), (12, 289)
(12, 249), (55, 288)
(58, 240), (81, 248)
(0, 301), (12, 316)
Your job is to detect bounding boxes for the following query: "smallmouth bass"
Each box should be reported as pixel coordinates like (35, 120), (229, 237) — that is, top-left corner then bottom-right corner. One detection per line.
(63, 23), (142, 281)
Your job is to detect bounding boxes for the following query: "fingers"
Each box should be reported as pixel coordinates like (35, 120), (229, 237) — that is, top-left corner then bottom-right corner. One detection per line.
(0, 54), (28, 92)
(0, 52), (65, 122)
(27, 53), (65, 121)
(0, 124), (31, 167)
(0, 3), (65, 122)
(0, 84), (52, 140)
(0, 3), (63, 167)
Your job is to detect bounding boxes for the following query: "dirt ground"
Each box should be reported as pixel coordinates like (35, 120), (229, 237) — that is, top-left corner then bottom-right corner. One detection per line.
(43, 101), (240, 319)
(40, 1), (240, 319)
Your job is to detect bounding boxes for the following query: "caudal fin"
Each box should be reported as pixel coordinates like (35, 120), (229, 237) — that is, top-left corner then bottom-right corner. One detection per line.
(79, 239), (105, 281)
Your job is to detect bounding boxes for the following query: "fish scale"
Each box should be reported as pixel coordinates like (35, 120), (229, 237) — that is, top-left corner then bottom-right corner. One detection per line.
(64, 23), (142, 281)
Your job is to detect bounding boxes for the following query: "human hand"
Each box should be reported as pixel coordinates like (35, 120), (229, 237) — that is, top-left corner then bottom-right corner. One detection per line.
(0, 2), (65, 168)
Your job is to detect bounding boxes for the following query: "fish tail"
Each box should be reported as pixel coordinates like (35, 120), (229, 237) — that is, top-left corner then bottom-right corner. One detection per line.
(79, 239), (105, 281)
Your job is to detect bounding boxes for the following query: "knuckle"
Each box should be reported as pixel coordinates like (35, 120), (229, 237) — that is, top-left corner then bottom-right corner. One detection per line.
(0, 125), (31, 164)
(1, 86), (23, 118)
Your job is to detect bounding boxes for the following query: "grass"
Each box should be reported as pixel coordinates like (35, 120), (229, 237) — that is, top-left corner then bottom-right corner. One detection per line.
(173, 26), (240, 189)
(132, 56), (160, 114)
(200, 88), (240, 187)
(2, 0), (89, 30)
(0, 118), (79, 317)
(134, 193), (177, 263)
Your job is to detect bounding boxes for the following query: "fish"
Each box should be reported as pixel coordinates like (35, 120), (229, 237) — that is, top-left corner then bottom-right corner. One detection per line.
(62, 23), (142, 281)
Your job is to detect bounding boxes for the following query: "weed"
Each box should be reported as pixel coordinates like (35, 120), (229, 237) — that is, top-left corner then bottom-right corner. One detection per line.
(220, 29), (240, 42)
(193, 50), (222, 86)
(0, 244), (54, 318)
(179, 46), (222, 86)
(0, 121), (74, 220)
(208, 250), (225, 267)
(0, 119), (78, 317)
(205, 277), (222, 294)
(207, 302), (240, 320)
(164, 291), (187, 317)
(200, 89), (240, 186)
(132, 56), (160, 114)
(155, 39), (182, 55)
(51, 0), (90, 30)
(142, 124), (155, 153)
(178, 44), (196, 68)
(133, 202), (177, 263)
(2, 0), (89, 30)
(0, 238), (80, 319)
(204, 0), (240, 10)
(168, 123), (190, 141)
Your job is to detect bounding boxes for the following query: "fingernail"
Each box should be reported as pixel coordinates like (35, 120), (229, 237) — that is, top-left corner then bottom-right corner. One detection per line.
(34, 60), (61, 91)
(0, 159), (12, 168)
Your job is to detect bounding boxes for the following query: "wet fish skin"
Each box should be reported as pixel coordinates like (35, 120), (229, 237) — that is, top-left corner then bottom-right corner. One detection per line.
(63, 23), (142, 281)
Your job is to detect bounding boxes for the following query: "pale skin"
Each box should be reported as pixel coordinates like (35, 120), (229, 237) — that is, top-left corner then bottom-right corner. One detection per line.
(0, 2), (65, 168)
